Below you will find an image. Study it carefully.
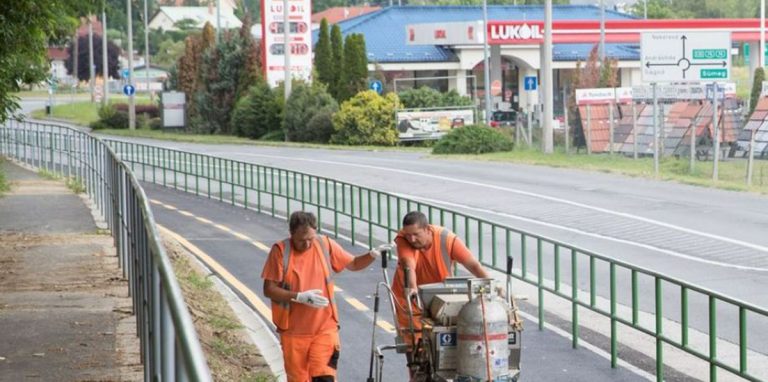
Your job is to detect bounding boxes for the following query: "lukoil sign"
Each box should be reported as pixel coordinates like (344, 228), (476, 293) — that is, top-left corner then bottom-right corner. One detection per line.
(487, 21), (544, 44)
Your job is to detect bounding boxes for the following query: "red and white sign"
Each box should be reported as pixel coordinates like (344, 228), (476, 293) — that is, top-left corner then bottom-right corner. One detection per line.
(490, 80), (502, 96)
(575, 87), (633, 105)
(487, 21), (544, 45)
(261, 0), (313, 87)
(405, 21), (484, 45)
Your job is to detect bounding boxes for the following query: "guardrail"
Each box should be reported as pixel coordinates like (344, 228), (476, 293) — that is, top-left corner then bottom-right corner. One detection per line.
(0, 120), (212, 382)
(102, 134), (768, 382)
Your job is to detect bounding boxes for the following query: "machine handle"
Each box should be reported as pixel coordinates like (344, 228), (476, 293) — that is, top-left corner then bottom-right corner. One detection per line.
(381, 249), (388, 269)
(507, 255), (513, 275)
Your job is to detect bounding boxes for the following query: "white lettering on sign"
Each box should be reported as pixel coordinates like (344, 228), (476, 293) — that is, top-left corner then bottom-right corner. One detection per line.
(487, 22), (544, 44)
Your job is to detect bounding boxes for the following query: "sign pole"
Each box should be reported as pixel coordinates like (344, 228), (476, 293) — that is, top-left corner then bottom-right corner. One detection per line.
(712, 82), (720, 181)
(482, 0), (491, 125)
(690, 104), (696, 173)
(563, 85), (569, 154)
(747, 127), (756, 186)
(586, 104), (592, 155)
(608, 101), (615, 154)
(632, 101), (638, 160)
(652, 83), (659, 177)
(283, 0), (291, 100)
(127, 0), (135, 130)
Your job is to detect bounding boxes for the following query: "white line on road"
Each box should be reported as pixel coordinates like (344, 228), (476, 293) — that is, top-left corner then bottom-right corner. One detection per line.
(225, 152), (768, 255)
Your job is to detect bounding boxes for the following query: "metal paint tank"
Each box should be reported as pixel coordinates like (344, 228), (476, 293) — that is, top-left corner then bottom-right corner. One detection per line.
(456, 290), (510, 381)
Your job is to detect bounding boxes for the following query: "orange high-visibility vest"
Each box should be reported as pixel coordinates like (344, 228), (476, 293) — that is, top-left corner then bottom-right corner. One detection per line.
(271, 235), (339, 332)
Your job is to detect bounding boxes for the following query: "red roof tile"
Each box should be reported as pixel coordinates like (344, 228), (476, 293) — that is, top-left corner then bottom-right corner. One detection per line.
(48, 47), (69, 61)
(312, 6), (380, 25)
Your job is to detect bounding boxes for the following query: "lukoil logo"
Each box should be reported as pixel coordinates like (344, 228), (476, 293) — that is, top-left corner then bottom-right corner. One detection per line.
(488, 22), (544, 43)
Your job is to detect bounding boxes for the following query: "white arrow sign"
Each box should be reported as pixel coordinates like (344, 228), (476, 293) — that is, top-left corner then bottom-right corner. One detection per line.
(641, 31), (731, 83)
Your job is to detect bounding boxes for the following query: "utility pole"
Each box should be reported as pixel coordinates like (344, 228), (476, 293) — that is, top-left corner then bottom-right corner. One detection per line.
(102, 9), (109, 106)
(216, 0), (221, 44)
(761, 0), (765, 68)
(600, 0), (606, 61)
(283, 0), (291, 100)
(542, 0), (553, 153)
(644, 0), (648, 19)
(88, 16), (95, 103)
(144, 0), (152, 101)
(482, 0), (491, 125)
(127, 0), (136, 130)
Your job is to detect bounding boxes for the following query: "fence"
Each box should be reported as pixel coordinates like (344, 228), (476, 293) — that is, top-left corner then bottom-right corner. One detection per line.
(99, 131), (768, 382)
(0, 120), (212, 382)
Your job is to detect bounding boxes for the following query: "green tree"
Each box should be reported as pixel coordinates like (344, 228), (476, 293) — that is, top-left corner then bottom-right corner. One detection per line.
(315, 19), (333, 87)
(1, 0), (99, 120)
(331, 90), (400, 146)
(235, 14), (262, 102)
(153, 39), (186, 68)
(231, 80), (282, 139)
(192, 28), (257, 134)
(329, 24), (344, 99)
(432, 125), (514, 154)
(750, 67), (765, 116)
(284, 82), (339, 143)
(65, 35), (121, 81)
(339, 34), (368, 101)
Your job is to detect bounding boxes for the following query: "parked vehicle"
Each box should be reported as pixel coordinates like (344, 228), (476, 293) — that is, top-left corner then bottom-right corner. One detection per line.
(490, 110), (517, 128)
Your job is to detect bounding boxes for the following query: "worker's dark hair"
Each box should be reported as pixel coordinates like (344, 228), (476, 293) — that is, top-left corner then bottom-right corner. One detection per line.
(402, 211), (429, 228)
(289, 211), (317, 233)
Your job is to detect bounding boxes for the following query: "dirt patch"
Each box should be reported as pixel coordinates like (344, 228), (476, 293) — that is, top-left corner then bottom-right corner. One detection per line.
(162, 234), (275, 382)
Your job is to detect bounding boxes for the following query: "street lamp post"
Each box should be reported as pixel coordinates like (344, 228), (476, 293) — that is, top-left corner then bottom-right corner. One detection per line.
(283, 0), (291, 100)
(482, 0), (491, 125)
(144, 0), (151, 102)
(127, 0), (135, 130)
(542, 0), (553, 153)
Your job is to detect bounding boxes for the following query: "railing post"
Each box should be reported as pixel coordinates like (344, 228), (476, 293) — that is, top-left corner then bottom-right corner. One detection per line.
(571, 248), (578, 349)
(656, 277), (663, 382)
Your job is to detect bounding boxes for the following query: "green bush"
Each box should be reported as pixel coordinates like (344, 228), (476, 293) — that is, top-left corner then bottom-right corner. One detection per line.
(432, 125), (514, 154)
(149, 117), (163, 130)
(91, 104), (128, 129)
(259, 129), (285, 141)
(230, 81), (282, 139)
(331, 90), (400, 146)
(136, 113), (150, 130)
(398, 86), (474, 109)
(750, 67), (765, 116)
(284, 82), (338, 143)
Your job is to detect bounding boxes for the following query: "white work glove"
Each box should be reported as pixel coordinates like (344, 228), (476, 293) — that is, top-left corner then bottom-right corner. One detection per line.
(294, 289), (329, 309)
(370, 243), (394, 258)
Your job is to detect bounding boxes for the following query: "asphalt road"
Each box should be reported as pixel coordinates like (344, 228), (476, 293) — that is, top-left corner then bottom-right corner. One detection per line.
(143, 182), (650, 382)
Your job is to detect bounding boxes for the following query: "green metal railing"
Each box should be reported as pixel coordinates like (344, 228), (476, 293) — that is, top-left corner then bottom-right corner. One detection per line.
(0, 120), (212, 382)
(102, 136), (768, 381)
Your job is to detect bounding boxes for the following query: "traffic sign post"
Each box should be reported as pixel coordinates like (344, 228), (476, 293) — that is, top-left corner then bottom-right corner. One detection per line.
(641, 31), (731, 83)
(121, 68), (130, 79)
(524, 76), (537, 91)
(369, 80), (383, 95)
(641, 31), (731, 179)
(123, 84), (135, 96)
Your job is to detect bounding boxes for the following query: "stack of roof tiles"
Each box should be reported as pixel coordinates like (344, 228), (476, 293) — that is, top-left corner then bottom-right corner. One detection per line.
(579, 100), (743, 157)
(737, 98), (768, 158)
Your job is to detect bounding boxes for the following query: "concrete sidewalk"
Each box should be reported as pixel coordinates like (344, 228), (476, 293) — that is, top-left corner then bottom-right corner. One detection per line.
(0, 160), (142, 381)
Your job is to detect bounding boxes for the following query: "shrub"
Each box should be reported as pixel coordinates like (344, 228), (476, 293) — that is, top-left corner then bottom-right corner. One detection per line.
(259, 129), (285, 141)
(136, 113), (150, 130)
(331, 90), (400, 146)
(750, 67), (765, 116)
(230, 81), (282, 139)
(432, 125), (514, 154)
(92, 104), (128, 129)
(398, 86), (473, 109)
(149, 117), (163, 130)
(112, 103), (160, 118)
(284, 83), (338, 143)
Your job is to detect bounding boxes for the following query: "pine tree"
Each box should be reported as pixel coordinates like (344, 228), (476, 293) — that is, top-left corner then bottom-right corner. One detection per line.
(339, 34), (368, 101)
(315, 18), (333, 87)
(329, 24), (344, 99)
(236, 14), (262, 101)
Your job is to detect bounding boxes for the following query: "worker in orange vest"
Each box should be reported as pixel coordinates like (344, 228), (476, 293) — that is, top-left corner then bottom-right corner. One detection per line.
(262, 211), (391, 382)
(391, 210), (490, 361)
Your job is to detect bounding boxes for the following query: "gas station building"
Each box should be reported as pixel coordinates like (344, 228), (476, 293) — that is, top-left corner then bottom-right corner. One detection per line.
(329, 5), (768, 113)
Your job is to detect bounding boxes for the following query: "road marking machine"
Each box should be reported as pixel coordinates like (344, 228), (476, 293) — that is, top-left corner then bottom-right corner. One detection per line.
(367, 251), (523, 381)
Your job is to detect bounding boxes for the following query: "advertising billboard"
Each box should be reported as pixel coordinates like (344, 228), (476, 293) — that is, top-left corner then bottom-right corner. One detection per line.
(261, 0), (313, 87)
(396, 109), (475, 141)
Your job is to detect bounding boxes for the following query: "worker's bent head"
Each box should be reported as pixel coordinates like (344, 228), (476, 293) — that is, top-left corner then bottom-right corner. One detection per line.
(401, 211), (432, 249)
(289, 211), (318, 252)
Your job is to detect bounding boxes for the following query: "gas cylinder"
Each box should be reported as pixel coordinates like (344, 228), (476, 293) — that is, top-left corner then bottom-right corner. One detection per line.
(456, 291), (510, 381)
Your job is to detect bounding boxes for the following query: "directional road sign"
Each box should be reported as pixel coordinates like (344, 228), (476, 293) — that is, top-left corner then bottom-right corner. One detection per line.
(121, 68), (130, 79)
(123, 84), (135, 96)
(641, 31), (731, 83)
(524, 76), (537, 91)
(369, 79), (383, 94)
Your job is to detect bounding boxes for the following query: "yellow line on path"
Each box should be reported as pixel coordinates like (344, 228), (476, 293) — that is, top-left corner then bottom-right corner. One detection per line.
(376, 320), (396, 334)
(252, 241), (271, 252)
(195, 216), (212, 224)
(178, 210), (194, 217)
(344, 296), (369, 312)
(157, 224), (273, 321)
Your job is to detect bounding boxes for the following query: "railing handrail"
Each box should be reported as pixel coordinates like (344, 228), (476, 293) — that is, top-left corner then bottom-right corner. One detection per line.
(1, 121), (212, 381)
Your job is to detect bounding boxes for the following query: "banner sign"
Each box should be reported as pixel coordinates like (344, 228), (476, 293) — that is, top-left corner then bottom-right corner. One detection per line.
(396, 109), (475, 141)
(406, 21), (484, 45)
(487, 21), (544, 45)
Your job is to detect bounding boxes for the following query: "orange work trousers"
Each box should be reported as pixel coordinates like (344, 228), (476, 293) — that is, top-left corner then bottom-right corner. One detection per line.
(280, 330), (340, 382)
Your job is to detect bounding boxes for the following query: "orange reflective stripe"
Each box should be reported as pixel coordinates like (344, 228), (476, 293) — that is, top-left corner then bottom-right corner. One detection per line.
(316, 235), (339, 322)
